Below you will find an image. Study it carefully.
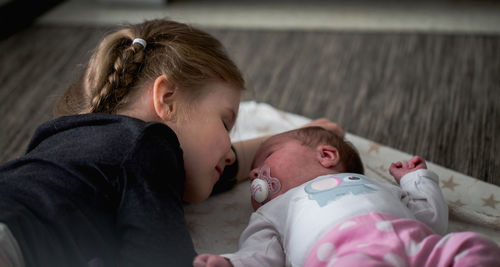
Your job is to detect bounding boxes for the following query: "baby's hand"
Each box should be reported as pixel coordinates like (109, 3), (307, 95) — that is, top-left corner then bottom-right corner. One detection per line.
(389, 156), (427, 184)
(193, 254), (233, 267)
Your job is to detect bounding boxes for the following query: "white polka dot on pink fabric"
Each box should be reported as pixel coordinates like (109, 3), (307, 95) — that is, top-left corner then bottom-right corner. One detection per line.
(384, 253), (406, 267)
(357, 243), (372, 248)
(317, 242), (335, 262)
(405, 239), (423, 257)
(339, 221), (357, 230)
(436, 234), (453, 248)
(454, 249), (470, 261)
(326, 257), (338, 267)
(376, 221), (394, 232)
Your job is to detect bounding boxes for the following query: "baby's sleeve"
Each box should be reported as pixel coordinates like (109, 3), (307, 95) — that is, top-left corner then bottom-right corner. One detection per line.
(399, 169), (449, 235)
(222, 212), (285, 267)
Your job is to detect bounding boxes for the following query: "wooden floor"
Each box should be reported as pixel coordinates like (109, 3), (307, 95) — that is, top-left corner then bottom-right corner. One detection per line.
(0, 24), (499, 185)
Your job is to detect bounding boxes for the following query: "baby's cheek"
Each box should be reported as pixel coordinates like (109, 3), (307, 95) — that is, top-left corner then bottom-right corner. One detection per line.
(251, 198), (261, 211)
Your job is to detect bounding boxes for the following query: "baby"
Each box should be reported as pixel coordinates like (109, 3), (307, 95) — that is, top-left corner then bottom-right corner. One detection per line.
(194, 126), (500, 267)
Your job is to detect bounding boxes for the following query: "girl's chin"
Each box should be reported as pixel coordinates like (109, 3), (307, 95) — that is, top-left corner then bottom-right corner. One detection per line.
(183, 189), (210, 203)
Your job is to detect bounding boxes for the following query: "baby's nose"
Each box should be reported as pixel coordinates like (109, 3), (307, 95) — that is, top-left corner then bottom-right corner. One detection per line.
(249, 168), (260, 181)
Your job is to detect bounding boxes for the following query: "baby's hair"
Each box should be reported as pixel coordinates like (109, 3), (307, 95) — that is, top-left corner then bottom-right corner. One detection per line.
(54, 19), (245, 116)
(288, 126), (364, 174)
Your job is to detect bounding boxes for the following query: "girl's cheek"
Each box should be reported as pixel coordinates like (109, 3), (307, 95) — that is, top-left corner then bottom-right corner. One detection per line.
(224, 134), (233, 153)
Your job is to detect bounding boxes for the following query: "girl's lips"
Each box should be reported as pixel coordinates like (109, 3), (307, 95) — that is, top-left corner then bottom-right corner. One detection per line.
(215, 166), (222, 177)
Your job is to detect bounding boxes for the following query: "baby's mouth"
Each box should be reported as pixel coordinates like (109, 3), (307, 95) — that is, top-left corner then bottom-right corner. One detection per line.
(250, 165), (281, 204)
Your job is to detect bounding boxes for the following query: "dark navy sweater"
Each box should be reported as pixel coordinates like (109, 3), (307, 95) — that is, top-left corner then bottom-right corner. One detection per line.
(0, 114), (237, 267)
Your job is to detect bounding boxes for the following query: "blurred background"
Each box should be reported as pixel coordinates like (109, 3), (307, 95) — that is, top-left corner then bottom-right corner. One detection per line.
(3, 0), (500, 34)
(1, 0), (499, 185)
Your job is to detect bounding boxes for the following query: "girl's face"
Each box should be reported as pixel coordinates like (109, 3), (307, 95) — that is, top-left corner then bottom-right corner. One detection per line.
(169, 81), (241, 203)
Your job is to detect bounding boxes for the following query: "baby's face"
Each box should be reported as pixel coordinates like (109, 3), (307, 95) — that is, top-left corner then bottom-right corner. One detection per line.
(249, 135), (322, 210)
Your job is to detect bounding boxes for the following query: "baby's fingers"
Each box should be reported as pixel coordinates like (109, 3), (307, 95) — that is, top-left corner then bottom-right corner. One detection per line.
(408, 160), (415, 169)
(392, 161), (403, 168)
(403, 161), (410, 169)
(410, 156), (427, 169)
(389, 162), (402, 174)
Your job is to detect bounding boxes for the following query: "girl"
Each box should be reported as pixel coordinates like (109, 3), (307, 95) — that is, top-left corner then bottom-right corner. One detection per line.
(0, 19), (341, 267)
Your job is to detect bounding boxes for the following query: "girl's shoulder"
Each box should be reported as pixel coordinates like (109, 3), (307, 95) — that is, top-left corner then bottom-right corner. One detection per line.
(27, 114), (181, 163)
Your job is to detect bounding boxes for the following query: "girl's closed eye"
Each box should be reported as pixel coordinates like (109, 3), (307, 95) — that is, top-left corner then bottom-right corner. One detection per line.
(222, 113), (235, 132)
(222, 108), (237, 132)
(222, 120), (230, 132)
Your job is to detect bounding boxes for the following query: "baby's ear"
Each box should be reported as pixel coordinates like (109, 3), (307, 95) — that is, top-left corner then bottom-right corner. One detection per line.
(152, 75), (179, 121)
(316, 145), (341, 168)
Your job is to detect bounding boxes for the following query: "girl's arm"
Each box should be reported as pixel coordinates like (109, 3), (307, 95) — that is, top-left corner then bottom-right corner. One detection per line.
(232, 119), (344, 183)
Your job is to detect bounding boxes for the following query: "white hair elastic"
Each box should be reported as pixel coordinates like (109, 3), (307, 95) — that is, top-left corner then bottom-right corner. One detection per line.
(132, 38), (147, 48)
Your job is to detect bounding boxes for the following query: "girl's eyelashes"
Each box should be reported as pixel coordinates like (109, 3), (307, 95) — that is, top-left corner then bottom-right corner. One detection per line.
(223, 117), (236, 132)
(222, 120), (230, 132)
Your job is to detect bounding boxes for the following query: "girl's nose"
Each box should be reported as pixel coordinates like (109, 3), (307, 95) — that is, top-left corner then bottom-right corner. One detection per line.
(225, 148), (236, 166)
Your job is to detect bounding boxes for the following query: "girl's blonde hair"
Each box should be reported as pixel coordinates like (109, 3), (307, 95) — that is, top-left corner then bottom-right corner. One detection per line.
(54, 19), (245, 116)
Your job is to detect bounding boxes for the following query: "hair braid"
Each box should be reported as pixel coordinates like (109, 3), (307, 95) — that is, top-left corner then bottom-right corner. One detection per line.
(90, 39), (147, 113)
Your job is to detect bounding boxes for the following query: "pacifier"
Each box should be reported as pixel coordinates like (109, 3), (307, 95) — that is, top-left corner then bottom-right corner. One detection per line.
(250, 165), (281, 204)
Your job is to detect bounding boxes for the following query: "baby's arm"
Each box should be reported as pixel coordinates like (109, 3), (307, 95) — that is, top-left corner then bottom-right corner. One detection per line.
(389, 156), (448, 235)
(193, 254), (233, 267)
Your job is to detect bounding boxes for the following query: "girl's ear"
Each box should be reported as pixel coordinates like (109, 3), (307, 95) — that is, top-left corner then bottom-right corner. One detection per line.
(316, 145), (341, 169)
(152, 75), (178, 121)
